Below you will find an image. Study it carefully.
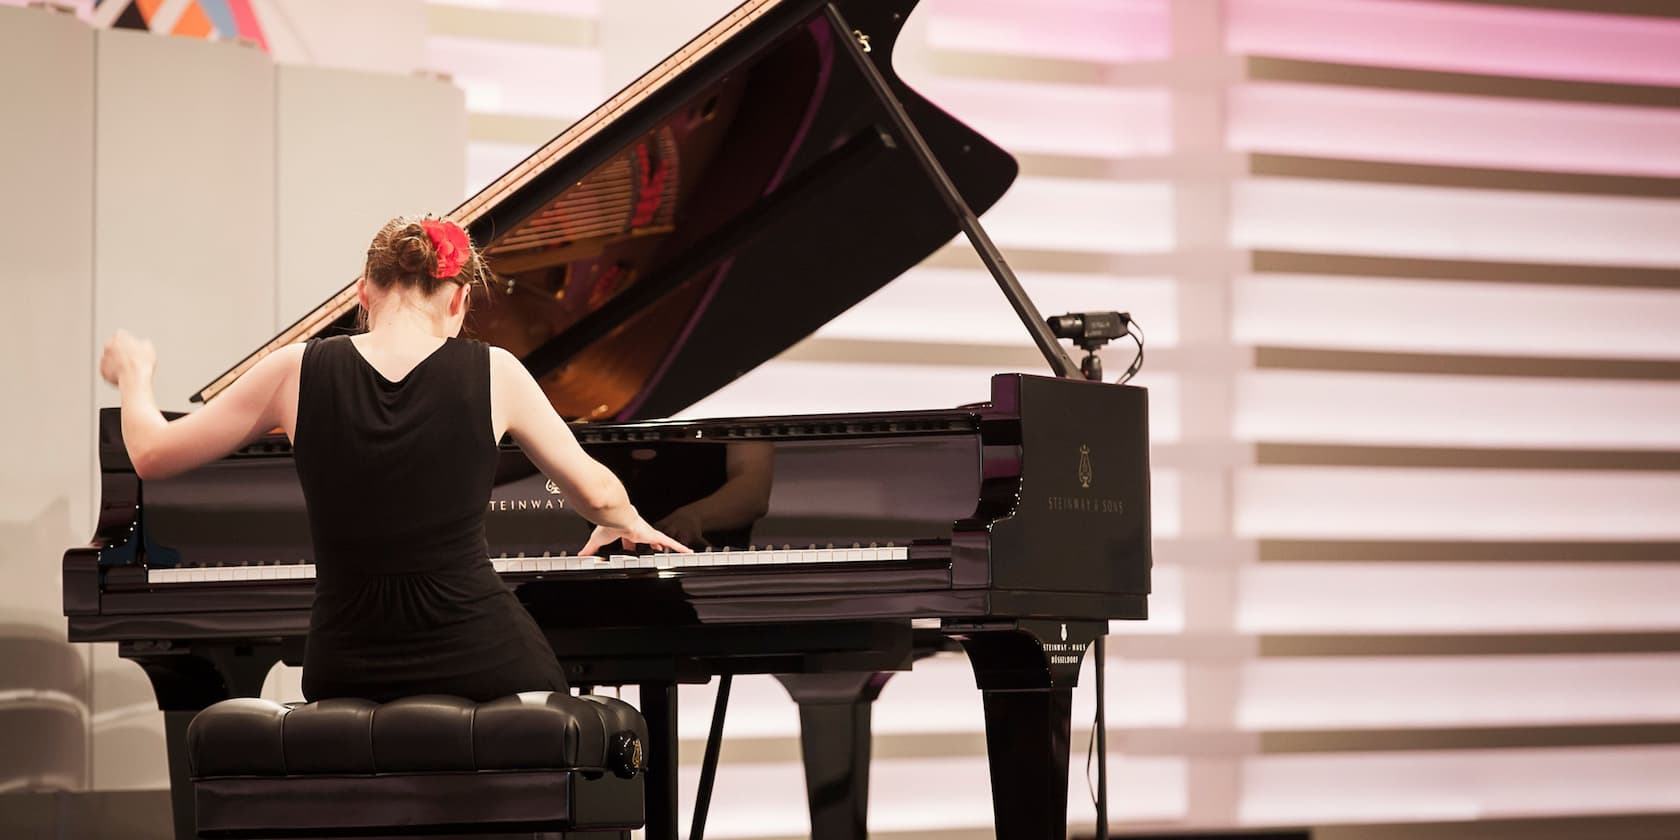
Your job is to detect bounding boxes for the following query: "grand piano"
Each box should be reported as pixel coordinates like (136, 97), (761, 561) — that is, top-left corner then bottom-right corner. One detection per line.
(63, 1), (1152, 837)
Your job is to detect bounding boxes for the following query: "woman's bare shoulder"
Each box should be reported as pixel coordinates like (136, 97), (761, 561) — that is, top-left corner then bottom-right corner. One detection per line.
(260, 342), (308, 373)
(485, 344), (530, 380)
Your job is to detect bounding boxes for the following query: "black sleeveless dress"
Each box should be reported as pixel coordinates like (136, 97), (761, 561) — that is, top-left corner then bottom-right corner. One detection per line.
(293, 334), (569, 702)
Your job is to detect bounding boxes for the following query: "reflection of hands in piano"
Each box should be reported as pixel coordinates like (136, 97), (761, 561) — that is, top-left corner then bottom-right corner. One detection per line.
(653, 507), (708, 548)
(654, 442), (775, 549)
(580, 516), (692, 557)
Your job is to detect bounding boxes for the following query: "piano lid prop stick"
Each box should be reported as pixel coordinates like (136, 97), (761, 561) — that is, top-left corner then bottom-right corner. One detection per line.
(821, 3), (1082, 381)
(689, 673), (732, 840)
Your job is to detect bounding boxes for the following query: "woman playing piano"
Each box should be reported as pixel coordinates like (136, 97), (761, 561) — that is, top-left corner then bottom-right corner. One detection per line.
(96, 216), (687, 702)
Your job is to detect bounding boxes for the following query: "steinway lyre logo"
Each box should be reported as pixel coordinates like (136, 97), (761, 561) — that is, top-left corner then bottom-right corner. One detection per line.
(489, 480), (567, 513)
(1077, 444), (1092, 490)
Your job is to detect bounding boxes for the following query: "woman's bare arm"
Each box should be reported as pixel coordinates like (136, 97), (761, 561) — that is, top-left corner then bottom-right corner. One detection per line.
(489, 347), (688, 554)
(101, 331), (303, 481)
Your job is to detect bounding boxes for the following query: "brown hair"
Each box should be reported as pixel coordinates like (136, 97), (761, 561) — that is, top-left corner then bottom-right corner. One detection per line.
(363, 216), (493, 295)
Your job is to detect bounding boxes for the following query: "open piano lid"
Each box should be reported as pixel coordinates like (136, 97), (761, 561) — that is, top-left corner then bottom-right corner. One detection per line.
(193, 0), (1017, 421)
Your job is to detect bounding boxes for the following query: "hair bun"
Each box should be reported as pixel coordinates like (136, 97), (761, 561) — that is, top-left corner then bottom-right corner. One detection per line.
(392, 225), (434, 275)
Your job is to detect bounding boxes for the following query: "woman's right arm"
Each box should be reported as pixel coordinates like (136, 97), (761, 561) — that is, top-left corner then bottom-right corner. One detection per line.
(490, 347), (688, 555)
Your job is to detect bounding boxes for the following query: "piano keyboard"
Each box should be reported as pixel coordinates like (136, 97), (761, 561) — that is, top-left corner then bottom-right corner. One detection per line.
(144, 545), (911, 585)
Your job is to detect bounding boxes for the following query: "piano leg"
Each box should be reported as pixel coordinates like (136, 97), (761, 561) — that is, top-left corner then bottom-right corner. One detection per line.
(776, 672), (893, 840)
(949, 619), (1104, 840)
(980, 688), (1074, 838)
(637, 681), (680, 840)
(123, 641), (286, 840)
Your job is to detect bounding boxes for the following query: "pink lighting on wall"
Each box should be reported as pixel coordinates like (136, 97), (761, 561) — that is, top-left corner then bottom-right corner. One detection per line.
(1240, 655), (1680, 728)
(1232, 178), (1680, 266)
(923, 0), (1170, 63)
(1228, 0), (1680, 86)
(1236, 467), (1680, 539)
(822, 268), (1179, 346)
(1237, 371), (1680, 449)
(917, 79), (1172, 159)
(1230, 83), (1680, 178)
(1235, 277), (1680, 360)
(426, 36), (602, 119)
(1240, 564), (1680, 634)
(991, 177), (1175, 253)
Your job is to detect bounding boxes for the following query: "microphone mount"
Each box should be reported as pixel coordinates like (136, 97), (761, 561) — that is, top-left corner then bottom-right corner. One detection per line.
(1047, 311), (1130, 382)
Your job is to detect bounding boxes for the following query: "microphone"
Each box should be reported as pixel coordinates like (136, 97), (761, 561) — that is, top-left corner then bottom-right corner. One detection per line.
(1046, 311), (1129, 346)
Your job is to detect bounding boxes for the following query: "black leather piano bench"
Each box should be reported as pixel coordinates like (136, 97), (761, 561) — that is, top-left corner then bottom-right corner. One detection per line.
(185, 693), (647, 840)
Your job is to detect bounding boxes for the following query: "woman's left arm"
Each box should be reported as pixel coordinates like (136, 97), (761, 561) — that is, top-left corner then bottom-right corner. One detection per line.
(101, 330), (304, 481)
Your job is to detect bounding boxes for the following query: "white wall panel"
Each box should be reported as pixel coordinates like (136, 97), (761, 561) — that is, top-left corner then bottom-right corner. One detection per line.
(1241, 563), (1680, 634)
(1235, 467), (1680, 540)
(598, 0), (736, 95)
(92, 25), (278, 791)
(1230, 83), (1680, 177)
(94, 28), (276, 409)
(1241, 655), (1680, 729)
(1235, 277), (1680, 359)
(1232, 178), (1680, 267)
(428, 36), (601, 119)
(0, 4), (95, 795)
(1240, 746), (1680, 824)
(277, 65), (465, 328)
(432, 0), (598, 14)
(819, 268), (1177, 347)
(1236, 371), (1680, 449)
(989, 177), (1175, 254)
(921, 0), (1170, 63)
(915, 79), (1172, 161)
(466, 140), (533, 199)
(253, 0), (428, 75)
(1228, 0), (1680, 86)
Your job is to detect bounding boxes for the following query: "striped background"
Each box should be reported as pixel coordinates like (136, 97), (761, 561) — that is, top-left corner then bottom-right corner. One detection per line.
(409, 1), (1680, 837)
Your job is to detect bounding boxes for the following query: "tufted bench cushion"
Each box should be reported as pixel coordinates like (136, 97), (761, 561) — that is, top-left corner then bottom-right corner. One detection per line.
(186, 692), (647, 838)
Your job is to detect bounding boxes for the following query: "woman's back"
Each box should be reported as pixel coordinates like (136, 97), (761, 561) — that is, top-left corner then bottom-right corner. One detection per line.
(294, 335), (495, 576)
(292, 334), (568, 702)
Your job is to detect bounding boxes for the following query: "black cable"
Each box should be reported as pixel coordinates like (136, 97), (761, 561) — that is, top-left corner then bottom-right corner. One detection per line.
(1086, 708), (1099, 805)
(1117, 318), (1145, 385)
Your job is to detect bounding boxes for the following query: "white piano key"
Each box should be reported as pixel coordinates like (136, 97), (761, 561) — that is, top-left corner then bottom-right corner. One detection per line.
(142, 539), (918, 585)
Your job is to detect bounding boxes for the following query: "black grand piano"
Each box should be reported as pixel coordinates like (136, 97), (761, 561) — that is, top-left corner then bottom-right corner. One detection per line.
(63, 1), (1152, 837)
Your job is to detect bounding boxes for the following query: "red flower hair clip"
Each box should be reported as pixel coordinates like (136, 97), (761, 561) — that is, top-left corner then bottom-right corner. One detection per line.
(420, 219), (470, 279)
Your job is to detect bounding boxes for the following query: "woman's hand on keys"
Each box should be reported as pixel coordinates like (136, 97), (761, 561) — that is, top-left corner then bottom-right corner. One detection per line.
(579, 518), (692, 557)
